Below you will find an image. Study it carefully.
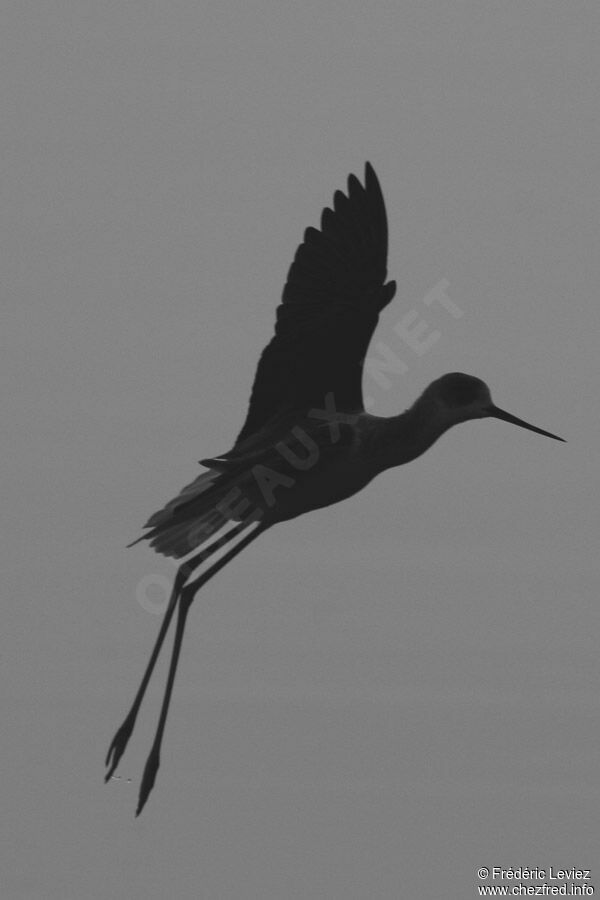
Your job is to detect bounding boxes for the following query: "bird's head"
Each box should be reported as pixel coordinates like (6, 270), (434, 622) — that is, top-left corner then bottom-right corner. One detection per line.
(424, 373), (565, 441)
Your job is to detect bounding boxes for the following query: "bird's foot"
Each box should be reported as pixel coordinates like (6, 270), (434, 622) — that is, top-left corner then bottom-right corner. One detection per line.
(135, 748), (160, 817)
(104, 712), (136, 782)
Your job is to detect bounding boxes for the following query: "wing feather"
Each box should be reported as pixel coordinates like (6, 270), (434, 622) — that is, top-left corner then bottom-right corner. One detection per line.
(236, 162), (396, 443)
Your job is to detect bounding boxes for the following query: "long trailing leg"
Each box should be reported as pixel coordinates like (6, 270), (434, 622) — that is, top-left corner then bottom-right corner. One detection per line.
(105, 520), (250, 782)
(135, 520), (269, 816)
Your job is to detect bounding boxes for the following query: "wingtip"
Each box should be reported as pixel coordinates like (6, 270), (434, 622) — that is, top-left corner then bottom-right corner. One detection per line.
(363, 161), (383, 197)
(347, 162), (374, 188)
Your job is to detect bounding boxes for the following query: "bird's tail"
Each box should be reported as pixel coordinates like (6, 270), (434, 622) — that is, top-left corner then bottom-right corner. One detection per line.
(128, 466), (259, 559)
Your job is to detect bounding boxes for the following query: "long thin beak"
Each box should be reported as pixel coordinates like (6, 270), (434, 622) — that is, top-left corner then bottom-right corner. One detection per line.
(486, 405), (566, 442)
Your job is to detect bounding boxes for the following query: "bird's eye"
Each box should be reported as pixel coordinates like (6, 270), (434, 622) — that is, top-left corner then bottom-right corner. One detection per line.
(435, 373), (489, 409)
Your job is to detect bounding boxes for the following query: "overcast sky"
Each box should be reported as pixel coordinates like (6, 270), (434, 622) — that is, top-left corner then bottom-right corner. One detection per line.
(2, 2), (599, 897)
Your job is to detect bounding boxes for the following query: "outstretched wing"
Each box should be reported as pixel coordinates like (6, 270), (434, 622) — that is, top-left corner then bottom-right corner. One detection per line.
(235, 162), (396, 444)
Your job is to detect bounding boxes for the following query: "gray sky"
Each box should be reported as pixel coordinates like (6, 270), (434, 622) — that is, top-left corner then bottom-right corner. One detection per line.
(2, 2), (599, 897)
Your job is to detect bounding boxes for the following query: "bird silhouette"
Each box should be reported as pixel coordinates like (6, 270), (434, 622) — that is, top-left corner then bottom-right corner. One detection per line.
(105, 162), (564, 815)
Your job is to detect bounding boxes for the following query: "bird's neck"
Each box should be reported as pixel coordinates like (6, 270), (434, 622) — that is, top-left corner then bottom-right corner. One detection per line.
(373, 399), (454, 471)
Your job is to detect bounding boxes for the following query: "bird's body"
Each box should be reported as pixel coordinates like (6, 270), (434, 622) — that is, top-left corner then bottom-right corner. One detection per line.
(164, 413), (377, 531)
(106, 163), (564, 815)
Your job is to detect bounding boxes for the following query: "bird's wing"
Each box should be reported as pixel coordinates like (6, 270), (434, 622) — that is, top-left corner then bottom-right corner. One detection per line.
(202, 407), (358, 471)
(200, 413), (360, 478)
(235, 162), (396, 444)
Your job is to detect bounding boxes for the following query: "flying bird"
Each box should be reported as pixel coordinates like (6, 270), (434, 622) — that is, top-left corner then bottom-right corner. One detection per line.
(105, 162), (564, 815)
